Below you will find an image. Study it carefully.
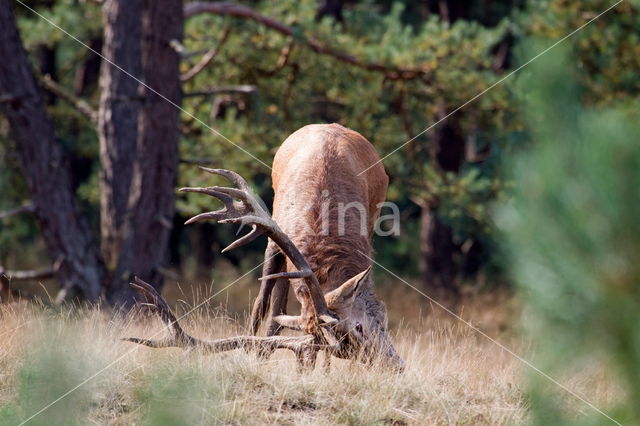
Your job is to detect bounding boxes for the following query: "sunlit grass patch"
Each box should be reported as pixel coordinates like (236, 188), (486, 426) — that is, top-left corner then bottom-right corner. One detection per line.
(0, 296), (619, 425)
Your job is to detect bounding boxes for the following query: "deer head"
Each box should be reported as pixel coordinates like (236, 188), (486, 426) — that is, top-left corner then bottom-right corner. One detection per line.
(270, 267), (371, 352)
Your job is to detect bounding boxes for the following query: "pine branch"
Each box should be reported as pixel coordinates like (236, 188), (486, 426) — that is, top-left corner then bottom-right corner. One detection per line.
(0, 202), (35, 220)
(184, 2), (432, 81)
(181, 26), (231, 82)
(0, 257), (63, 282)
(37, 74), (98, 124)
(183, 85), (257, 97)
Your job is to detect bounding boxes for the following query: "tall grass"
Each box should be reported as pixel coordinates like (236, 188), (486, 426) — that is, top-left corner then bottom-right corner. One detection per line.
(0, 286), (620, 425)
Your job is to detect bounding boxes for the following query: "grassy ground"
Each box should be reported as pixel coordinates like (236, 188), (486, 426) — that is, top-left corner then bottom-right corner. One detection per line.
(0, 274), (621, 425)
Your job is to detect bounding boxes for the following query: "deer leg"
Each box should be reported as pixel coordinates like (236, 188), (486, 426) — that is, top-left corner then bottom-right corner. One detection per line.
(266, 277), (289, 336)
(250, 242), (283, 335)
(255, 277), (289, 359)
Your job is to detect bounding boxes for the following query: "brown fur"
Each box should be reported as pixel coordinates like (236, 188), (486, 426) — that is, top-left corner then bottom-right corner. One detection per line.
(262, 124), (402, 367)
(272, 123), (387, 291)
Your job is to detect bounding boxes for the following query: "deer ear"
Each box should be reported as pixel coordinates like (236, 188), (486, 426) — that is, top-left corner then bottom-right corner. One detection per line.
(324, 266), (372, 311)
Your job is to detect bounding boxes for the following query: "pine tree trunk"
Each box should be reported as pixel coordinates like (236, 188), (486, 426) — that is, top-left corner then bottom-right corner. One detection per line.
(74, 38), (103, 96)
(106, 0), (183, 305)
(0, 0), (103, 301)
(418, 205), (457, 298)
(419, 111), (466, 298)
(98, 0), (143, 290)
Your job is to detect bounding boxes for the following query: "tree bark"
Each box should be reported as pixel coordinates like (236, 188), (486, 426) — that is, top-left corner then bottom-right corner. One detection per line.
(419, 112), (466, 298)
(316, 0), (345, 21)
(98, 0), (143, 286)
(194, 223), (216, 280)
(419, 205), (457, 297)
(0, 0), (103, 301)
(106, 0), (183, 305)
(36, 44), (57, 105)
(74, 37), (103, 96)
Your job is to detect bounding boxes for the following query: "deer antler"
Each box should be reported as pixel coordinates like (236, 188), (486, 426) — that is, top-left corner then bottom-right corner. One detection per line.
(124, 169), (351, 369)
(123, 277), (328, 358)
(179, 167), (335, 336)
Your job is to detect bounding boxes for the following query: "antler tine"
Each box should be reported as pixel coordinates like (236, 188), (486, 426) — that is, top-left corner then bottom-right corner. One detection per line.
(180, 186), (235, 205)
(131, 276), (164, 302)
(183, 185), (250, 204)
(210, 186), (250, 201)
(222, 225), (264, 253)
(129, 277), (191, 344)
(259, 270), (312, 281)
(194, 168), (267, 214)
(183, 211), (226, 226)
(198, 166), (251, 191)
(180, 186), (251, 226)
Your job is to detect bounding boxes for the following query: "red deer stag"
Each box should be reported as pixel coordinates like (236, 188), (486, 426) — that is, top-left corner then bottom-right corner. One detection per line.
(125, 124), (404, 370)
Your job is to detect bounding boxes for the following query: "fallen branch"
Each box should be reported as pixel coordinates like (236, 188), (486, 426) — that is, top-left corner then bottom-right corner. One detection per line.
(184, 2), (432, 81)
(181, 26), (231, 82)
(0, 201), (35, 221)
(37, 74), (98, 124)
(0, 256), (63, 282)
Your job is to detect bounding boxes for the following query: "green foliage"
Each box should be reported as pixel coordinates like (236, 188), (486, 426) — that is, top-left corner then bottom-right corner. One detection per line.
(499, 44), (640, 424)
(181, 0), (518, 277)
(505, 2), (640, 419)
(1, 0), (524, 282)
(0, 318), (94, 426)
(8, 0), (636, 288)
(525, 0), (640, 105)
(16, 0), (102, 50)
(0, 136), (30, 260)
(134, 367), (218, 425)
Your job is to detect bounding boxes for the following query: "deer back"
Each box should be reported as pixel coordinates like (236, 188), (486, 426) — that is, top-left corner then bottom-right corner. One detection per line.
(271, 123), (388, 293)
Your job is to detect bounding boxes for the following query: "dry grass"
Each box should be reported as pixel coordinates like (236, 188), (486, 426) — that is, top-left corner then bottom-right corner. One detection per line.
(0, 276), (622, 425)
